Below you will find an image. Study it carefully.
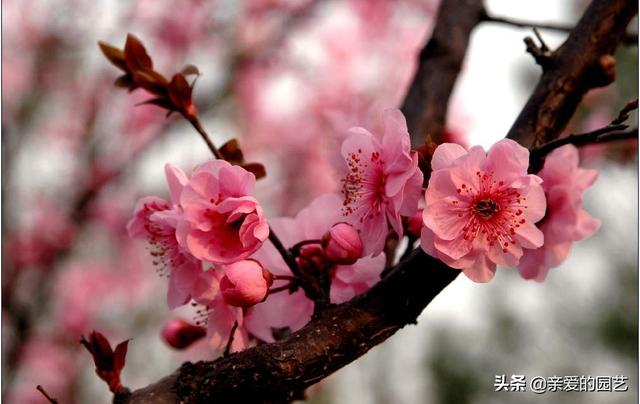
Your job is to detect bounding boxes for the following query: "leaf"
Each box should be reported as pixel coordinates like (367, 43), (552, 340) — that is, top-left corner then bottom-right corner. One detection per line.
(98, 41), (128, 71)
(113, 340), (130, 373)
(114, 74), (135, 89)
(138, 97), (176, 111)
(219, 139), (244, 164)
(124, 34), (153, 72)
(181, 64), (200, 76)
(242, 162), (267, 180)
(132, 70), (169, 96)
(168, 73), (192, 109)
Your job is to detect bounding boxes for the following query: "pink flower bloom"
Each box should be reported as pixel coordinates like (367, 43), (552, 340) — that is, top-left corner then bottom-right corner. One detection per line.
(421, 140), (547, 282)
(191, 269), (250, 353)
(321, 222), (363, 265)
(176, 159), (269, 264)
(127, 165), (202, 308)
(519, 145), (600, 281)
(161, 318), (207, 349)
(244, 194), (385, 342)
(220, 259), (273, 308)
(340, 108), (423, 255)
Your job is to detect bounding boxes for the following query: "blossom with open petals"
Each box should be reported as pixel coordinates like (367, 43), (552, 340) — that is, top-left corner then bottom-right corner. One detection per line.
(127, 164), (202, 308)
(421, 139), (546, 282)
(519, 145), (600, 281)
(176, 159), (269, 264)
(340, 109), (423, 256)
(244, 194), (385, 342)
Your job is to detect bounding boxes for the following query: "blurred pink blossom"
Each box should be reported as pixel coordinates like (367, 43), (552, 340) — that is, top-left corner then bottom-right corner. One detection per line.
(519, 145), (600, 281)
(191, 269), (250, 353)
(340, 109), (423, 255)
(245, 194), (384, 342)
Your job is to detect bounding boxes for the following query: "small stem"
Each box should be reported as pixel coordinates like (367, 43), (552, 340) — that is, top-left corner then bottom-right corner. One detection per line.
(185, 115), (224, 159)
(36, 385), (58, 404)
(223, 321), (239, 357)
(269, 283), (295, 295)
(482, 13), (638, 45)
(272, 274), (297, 282)
(268, 230), (302, 278)
(290, 239), (322, 255)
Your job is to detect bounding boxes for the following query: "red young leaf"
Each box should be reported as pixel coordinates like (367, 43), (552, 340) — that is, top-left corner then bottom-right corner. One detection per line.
(242, 162), (267, 179)
(124, 34), (153, 72)
(98, 41), (128, 71)
(181, 64), (200, 76)
(113, 340), (129, 373)
(168, 73), (192, 108)
(219, 139), (244, 164)
(138, 97), (176, 111)
(132, 70), (168, 96)
(114, 74), (135, 90)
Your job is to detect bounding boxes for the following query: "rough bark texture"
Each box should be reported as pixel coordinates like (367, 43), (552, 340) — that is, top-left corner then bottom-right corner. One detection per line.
(117, 0), (637, 403)
(506, 0), (638, 147)
(401, 0), (486, 148)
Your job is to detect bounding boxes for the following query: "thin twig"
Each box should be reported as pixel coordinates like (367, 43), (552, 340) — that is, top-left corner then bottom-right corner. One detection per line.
(482, 12), (638, 45)
(268, 283), (295, 295)
(36, 385), (58, 404)
(223, 321), (239, 357)
(185, 115), (224, 159)
(530, 97), (638, 170)
(289, 239), (321, 255)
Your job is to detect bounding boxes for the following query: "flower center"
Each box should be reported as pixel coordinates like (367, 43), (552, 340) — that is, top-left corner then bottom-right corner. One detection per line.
(472, 198), (500, 219)
(341, 148), (386, 220)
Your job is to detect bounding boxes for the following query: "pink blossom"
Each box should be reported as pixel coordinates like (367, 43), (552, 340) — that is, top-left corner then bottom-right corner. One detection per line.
(220, 259), (273, 308)
(176, 159), (269, 264)
(127, 165), (202, 308)
(321, 222), (363, 265)
(191, 269), (249, 353)
(421, 140), (547, 282)
(244, 194), (385, 342)
(340, 109), (423, 255)
(161, 318), (207, 349)
(519, 145), (600, 281)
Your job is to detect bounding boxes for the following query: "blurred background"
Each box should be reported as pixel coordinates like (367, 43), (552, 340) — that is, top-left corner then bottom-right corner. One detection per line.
(2, 0), (637, 403)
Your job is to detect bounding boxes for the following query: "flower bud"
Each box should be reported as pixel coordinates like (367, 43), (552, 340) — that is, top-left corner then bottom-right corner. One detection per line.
(161, 319), (206, 349)
(321, 223), (363, 265)
(406, 209), (423, 238)
(220, 259), (273, 308)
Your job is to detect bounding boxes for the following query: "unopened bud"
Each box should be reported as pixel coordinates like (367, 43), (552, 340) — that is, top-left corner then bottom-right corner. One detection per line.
(161, 319), (206, 349)
(321, 223), (363, 265)
(406, 210), (424, 238)
(220, 259), (272, 308)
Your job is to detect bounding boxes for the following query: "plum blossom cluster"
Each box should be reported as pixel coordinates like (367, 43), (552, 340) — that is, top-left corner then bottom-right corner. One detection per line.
(129, 107), (600, 356)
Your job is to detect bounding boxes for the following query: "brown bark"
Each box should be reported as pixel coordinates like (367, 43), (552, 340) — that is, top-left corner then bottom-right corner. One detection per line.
(117, 0), (637, 402)
(506, 0), (638, 147)
(401, 0), (486, 148)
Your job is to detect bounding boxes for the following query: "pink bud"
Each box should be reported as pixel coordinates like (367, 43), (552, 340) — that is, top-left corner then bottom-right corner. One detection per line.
(406, 209), (423, 238)
(321, 223), (363, 265)
(220, 259), (273, 308)
(161, 319), (206, 349)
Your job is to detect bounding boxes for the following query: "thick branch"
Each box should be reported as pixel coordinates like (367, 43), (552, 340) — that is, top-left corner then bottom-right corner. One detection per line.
(400, 0), (485, 147)
(506, 0), (637, 147)
(123, 250), (459, 404)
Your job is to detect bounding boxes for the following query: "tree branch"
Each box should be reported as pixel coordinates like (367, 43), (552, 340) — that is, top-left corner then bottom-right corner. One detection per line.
(481, 12), (638, 45)
(400, 0), (486, 147)
(116, 1), (637, 402)
(506, 0), (638, 148)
